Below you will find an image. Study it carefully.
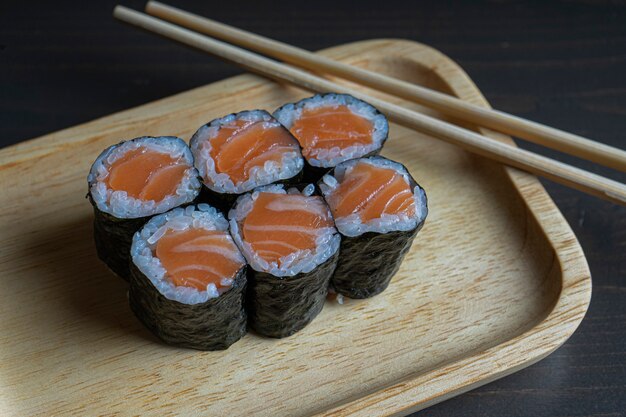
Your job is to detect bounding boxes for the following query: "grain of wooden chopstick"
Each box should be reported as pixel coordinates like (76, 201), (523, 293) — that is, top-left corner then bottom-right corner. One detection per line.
(113, 5), (626, 205)
(145, 0), (626, 173)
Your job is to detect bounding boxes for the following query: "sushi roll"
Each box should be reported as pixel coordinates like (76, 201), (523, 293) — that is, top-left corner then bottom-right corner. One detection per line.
(129, 204), (247, 350)
(87, 136), (201, 279)
(190, 110), (304, 211)
(319, 156), (428, 299)
(274, 93), (389, 181)
(229, 184), (341, 338)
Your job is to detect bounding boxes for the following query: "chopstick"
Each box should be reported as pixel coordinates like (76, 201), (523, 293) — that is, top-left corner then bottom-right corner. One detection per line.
(145, 1), (626, 174)
(113, 6), (626, 205)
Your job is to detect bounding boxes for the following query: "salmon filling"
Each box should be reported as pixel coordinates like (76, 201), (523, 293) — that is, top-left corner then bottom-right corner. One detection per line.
(326, 161), (416, 222)
(156, 227), (244, 291)
(290, 105), (374, 160)
(105, 147), (189, 202)
(241, 192), (334, 266)
(208, 119), (299, 184)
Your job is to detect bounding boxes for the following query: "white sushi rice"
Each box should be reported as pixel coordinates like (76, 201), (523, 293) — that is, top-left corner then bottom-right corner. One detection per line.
(273, 93), (389, 168)
(130, 204), (246, 305)
(190, 110), (304, 194)
(319, 157), (428, 237)
(88, 136), (201, 219)
(229, 184), (341, 277)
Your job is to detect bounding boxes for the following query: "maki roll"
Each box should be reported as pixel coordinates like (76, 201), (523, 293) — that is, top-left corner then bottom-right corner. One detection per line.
(129, 204), (247, 350)
(319, 156), (428, 299)
(229, 184), (341, 338)
(274, 93), (389, 181)
(190, 110), (304, 211)
(87, 136), (201, 279)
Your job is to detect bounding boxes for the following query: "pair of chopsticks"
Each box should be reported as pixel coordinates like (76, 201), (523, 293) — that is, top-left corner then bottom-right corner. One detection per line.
(113, 2), (626, 205)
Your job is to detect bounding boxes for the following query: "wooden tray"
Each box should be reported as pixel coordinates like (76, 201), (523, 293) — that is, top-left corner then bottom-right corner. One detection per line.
(0, 39), (591, 416)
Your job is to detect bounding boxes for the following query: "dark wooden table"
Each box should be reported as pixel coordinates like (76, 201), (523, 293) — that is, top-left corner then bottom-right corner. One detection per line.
(2, 1), (625, 415)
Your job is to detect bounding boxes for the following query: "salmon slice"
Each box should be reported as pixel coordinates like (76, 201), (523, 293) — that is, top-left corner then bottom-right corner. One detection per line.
(242, 192), (334, 265)
(210, 119), (299, 183)
(327, 161), (416, 222)
(106, 147), (188, 201)
(290, 105), (374, 159)
(156, 228), (244, 291)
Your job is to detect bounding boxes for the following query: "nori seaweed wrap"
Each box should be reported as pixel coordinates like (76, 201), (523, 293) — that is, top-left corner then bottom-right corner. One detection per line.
(319, 156), (428, 299)
(87, 136), (201, 279)
(273, 93), (389, 182)
(129, 204), (247, 350)
(190, 110), (304, 212)
(229, 183), (341, 338)
(90, 205), (151, 279)
(245, 250), (339, 338)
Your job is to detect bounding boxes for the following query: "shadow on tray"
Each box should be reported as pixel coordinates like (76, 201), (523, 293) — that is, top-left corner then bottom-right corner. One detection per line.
(20, 212), (161, 345)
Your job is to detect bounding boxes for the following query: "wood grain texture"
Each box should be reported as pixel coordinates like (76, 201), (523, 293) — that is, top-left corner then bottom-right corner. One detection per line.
(0, 39), (591, 416)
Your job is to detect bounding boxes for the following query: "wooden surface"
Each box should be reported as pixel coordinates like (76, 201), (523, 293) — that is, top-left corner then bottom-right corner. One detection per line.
(1, 1), (624, 416)
(0, 38), (591, 416)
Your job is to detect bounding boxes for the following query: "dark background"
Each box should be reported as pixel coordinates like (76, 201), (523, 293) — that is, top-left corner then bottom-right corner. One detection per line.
(2, 0), (625, 415)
